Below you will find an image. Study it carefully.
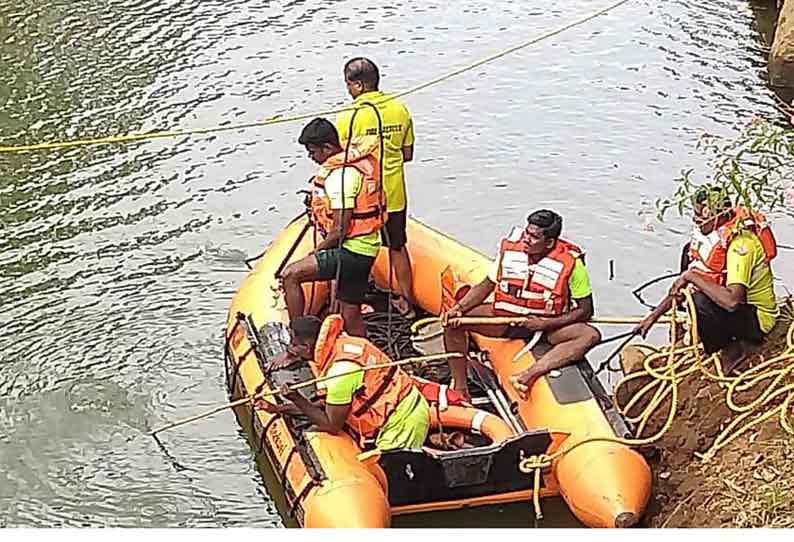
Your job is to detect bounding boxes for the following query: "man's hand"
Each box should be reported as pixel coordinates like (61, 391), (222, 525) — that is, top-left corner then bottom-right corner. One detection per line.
(254, 398), (284, 414)
(634, 315), (656, 339)
(264, 349), (300, 373)
(278, 383), (299, 401)
(442, 304), (464, 328)
(669, 271), (693, 297)
(516, 315), (547, 332)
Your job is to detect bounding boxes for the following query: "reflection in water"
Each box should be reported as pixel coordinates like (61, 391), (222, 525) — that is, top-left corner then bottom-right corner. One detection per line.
(1, 0), (792, 528)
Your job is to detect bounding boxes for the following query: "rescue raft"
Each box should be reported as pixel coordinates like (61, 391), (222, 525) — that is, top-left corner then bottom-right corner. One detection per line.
(224, 215), (652, 528)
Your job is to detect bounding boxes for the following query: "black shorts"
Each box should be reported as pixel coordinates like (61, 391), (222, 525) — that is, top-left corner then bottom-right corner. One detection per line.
(505, 326), (536, 340)
(381, 209), (407, 249)
(315, 247), (375, 304)
(692, 291), (765, 354)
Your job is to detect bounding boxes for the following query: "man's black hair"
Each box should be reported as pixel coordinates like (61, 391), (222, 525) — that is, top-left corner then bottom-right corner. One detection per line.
(527, 209), (563, 240)
(291, 315), (322, 344)
(343, 57), (380, 90)
(693, 185), (732, 211)
(298, 118), (340, 147)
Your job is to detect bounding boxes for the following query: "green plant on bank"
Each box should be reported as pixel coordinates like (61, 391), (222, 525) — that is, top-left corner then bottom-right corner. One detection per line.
(761, 483), (788, 518)
(655, 117), (794, 221)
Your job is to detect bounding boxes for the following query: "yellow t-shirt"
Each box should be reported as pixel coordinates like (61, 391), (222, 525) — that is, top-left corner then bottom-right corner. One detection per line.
(320, 361), (429, 451)
(324, 166), (381, 258)
(335, 91), (415, 213)
(726, 232), (778, 333)
(488, 258), (592, 299)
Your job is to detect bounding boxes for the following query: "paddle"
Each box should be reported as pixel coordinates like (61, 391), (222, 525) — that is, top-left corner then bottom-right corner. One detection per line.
(149, 352), (462, 436)
(449, 316), (671, 326)
(274, 218), (312, 278)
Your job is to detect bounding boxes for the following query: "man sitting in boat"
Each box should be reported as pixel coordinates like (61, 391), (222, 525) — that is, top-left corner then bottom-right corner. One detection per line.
(257, 314), (431, 451)
(636, 187), (779, 373)
(280, 118), (386, 338)
(442, 209), (601, 400)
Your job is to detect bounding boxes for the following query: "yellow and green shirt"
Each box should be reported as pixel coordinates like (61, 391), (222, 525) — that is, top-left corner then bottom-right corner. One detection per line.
(319, 361), (430, 451)
(335, 91), (415, 213)
(726, 232), (779, 333)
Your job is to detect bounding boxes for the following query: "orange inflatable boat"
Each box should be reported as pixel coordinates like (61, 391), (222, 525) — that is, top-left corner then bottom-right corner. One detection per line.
(224, 215), (652, 528)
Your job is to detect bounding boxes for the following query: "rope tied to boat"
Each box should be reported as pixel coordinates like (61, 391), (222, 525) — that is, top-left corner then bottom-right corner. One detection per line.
(518, 454), (553, 520)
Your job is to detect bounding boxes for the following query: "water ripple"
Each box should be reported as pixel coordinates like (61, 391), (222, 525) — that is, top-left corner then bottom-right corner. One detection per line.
(1, 0), (793, 528)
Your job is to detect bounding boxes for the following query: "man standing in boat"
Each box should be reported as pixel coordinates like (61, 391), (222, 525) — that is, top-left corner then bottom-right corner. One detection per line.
(280, 118), (386, 338)
(636, 187), (779, 373)
(442, 209), (601, 400)
(336, 58), (417, 318)
(257, 314), (430, 451)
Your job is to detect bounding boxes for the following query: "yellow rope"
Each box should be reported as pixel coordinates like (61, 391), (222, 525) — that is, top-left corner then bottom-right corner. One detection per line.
(517, 301), (687, 518)
(517, 290), (794, 518)
(0, 0), (631, 154)
(695, 312), (794, 461)
(607, 288), (794, 462)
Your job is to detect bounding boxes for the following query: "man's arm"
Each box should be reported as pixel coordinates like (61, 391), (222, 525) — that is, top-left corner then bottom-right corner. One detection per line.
(443, 277), (495, 325)
(284, 389), (350, 434)
(402, 113), (415, 163)
(676, 270), (747, 312)
(636, 294), (674, 338)
(314, 208), (352, 252)
(256, 397), (324, 416)
(313, 167), (360, 252)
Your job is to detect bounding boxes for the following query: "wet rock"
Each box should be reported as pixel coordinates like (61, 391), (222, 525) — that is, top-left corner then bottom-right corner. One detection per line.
(770, 0), (794, 87)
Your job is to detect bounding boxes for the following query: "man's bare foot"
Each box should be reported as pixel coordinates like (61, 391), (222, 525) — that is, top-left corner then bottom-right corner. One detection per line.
(720, 340), (758, 375)
(391, 296), (416, 319)
(510, 369), (542, 400)
(719, 340), (747, 375)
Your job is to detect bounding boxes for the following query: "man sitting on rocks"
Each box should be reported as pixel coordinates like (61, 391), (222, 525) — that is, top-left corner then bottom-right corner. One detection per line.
(637, 187), (779, 373)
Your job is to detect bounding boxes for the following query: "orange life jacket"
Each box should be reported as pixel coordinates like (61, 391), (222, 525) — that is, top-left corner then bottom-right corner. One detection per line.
(493, 227), (583, 317)
(687, 207), (777, 285)
(309, 136), (386, 237)
(312, 315), (414, 440)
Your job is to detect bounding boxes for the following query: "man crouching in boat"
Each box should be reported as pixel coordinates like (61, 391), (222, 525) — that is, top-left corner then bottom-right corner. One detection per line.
(442, 209), (601, 400)
(257, 314), (430, 451)
(280, 118), (386, 338)
(636, 188), (779, 373)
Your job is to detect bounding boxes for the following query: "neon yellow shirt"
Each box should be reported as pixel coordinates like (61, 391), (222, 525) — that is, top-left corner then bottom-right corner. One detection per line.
(488, 258), (592, 299)
(726, 232), (778, 333)
(335, 91), (415, 212)
(324, 166), (381, 258)
(320, 361), (429, 451)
